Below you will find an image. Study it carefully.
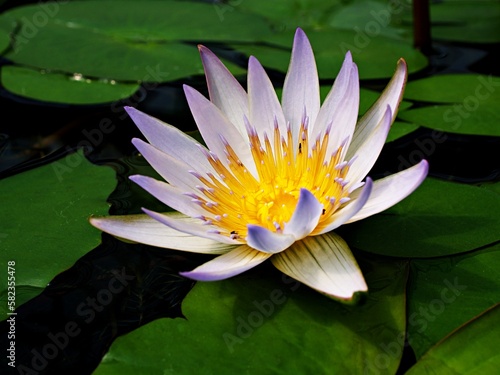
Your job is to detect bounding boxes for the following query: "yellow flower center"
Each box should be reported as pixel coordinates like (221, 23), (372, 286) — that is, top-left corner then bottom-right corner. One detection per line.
(192, 120), (351, 239)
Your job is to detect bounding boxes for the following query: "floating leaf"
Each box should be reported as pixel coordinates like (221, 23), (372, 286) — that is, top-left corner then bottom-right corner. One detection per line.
(406, 304), (500, 374)
(93, 255), (408, 375)
(0, 150), (115, 314)
(232, 28), (427, 80)
(1, 65), (140, 105)
(339, 178), (500, 258)
(407, 243), (500, 359)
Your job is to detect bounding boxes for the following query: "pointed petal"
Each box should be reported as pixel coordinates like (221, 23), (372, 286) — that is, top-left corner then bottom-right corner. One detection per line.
(282, 28), (320, 144)
(346, 59), (407, 160)
(183, 85), (256, 176)
(130, 175), (206, 218)
(143, 208), (242, 245)
(125, 106), (214, 174)
(347, 160), (428, 223)
(284, 188), (323, 239)
(247, 225), (296, 253)
(272, 232), (368, 301)
(248, 56), (287, 143)
(132, 138), (201, 193)
(199, 45), (249, 136)
(311, 51), (360, 156)
(89, 213), (234, 254)
(314, 178), (373, 235)
(180, 245), (271, 281)
(345, 105), (392, 186)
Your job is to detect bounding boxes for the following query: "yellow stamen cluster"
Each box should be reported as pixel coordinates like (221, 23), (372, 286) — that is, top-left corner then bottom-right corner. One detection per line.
(191, 119), (352, 239)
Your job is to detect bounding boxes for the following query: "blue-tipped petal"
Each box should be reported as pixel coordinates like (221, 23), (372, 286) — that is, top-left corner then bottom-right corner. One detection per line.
(284, 188), (323, 239)
(247, 225), (296, 253)
(180, 246), (271, 281)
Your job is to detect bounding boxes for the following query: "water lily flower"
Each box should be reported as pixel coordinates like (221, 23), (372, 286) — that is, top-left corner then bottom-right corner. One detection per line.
(90, 28), (428, 302)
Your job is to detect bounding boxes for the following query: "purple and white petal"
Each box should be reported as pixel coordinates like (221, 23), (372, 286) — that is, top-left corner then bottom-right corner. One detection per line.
(345, 105), (392, 187)
(283, 188), (324, 239)
(132, 138), (202, 193)
(125, 107), (215, 174)
(198, 45), (249, 136)
(247, 225), (296, 253)
(130, 175), (207, 218)
(89, 214), (234, 254)
(143, 208), (242, 245)
(180, 245), (271, 281)
(271, 232), (368, 301)
(183, 85), (257, 176)
(282, 28), (320, 144)
(311, 52), (360, 156)
(347, 160), (428, 223)
(313, 178), (373, 235)
(248, 56), (287, 144)
(346, 59), (407, 160)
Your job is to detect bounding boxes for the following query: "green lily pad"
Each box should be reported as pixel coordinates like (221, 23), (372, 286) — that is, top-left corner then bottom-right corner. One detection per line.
(407, 242), (500, 359)
(339, 178), (500, 258)
(403, 74), (500, 104)
(429, 0), (500, 43)
(397, 74), (500, 137)
(398, 103), (500, 137)
(0, 1), (258, 83)
(406, 303), (500, 374)
(93, 255), (408, 375)
(237, 0), (343, 29)
(232, 28), (428, 80)
(1, 65), (140, 105)
(328, 0), (410, 40)
(0, 150), (115, 314)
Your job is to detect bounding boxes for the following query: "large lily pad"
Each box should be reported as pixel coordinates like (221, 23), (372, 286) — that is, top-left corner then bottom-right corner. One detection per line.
(406, 304), (500, 374)
(398, 74), (500, 136)
(232, 28), (428, 80)
(93, 255), (408, 375)
(0, 0), (259, 83)
(407, 242), (500, 359)
(1, 65), (140, 105)
(0, 150), (115, 314)
(339, 178), (500, 258)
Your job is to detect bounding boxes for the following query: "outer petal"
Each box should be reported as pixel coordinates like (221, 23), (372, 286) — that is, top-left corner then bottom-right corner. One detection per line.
(89, 213), (234, 254)
(247, 225), (296, 254)
(283, 188), (324, 239)
(345, 105), (392, 187)
(125, 107), (215, 174)
(132, 138), (201, 193)
(248, 56), (287, 143)
(183, 85), (257, 176)
(130, 175), (206, 218)
(346, 160), (428, 223)
(198, 45), (249, 136)
(143, 208), (242, 245)
(346, 59), (407, 161)
(271, 232), (368, 301)
(311, 51), (360, 157)
(313, 178), (373, 235)
(282, 28), (320, 145)
(180, 245), (271, 281)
